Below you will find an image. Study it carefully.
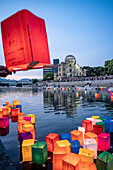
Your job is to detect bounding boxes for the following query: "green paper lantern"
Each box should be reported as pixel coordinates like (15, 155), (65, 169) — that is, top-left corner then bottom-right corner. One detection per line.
(96, 122), (106, 132)
(32, 141), (48, 164)
(96, 151), (113, 170)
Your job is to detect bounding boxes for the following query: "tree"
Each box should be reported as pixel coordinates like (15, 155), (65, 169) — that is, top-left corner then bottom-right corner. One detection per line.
(32, 79), (38, 84)
(43, 72), (54, 81)
(107, 59), (113, 75)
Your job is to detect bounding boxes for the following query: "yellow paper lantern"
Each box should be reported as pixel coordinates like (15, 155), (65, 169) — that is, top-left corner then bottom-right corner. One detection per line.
(53, 147), (67, 170)
(92, 116), (99, 120)
(13, 100), (20, 106)
(79, 148), (94, 162)
(70, 129), (83, 146)
(22, 139), (34, 162)
(27, 114), (35, 124)
(56, 140), (71, 153)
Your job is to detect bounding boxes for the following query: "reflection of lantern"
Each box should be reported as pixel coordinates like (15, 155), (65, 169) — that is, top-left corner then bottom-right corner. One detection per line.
(84, 132), (98, 148)
(62, 153), (81, 170)
(56, 140), (71, 153)
(70, 129), (83, 146)
(32, 141), (48, 164)
(76, 92), (79, 98)
(53, 147), (67, 170)
(18, 112), (25, 120)
(27, 114), (35, 124)
(22, 124), (35, 141)
(13, 100), (20, 106)
(71, 140), (81, 154)
(24, 117), (31, 122)
(111, 95), (113, 102)
(46, 133), (59, 152)
(22, 139), (34, 162)
(96, 122), (106, 132)
(20, 132), (33, 146)
(0, 111), (3, 118)
(2, 107), (9, 116)
(16, 105), (22, 112)
(78, 126), (85, 139)
(82, 120), (92, 132)
(79, 148), (94, 162)
(61, 133), (71, 142)
(98, 133), (110, 151)
(0, 117), (9, 128)
(92, 116), (99, 120)
(11, 116), (18, 122)
(83, 138), (97, 159)
(96, 151), (113, 170)
(11, 108), (20, 116)
(95, 93), (99, 98)
(0, 126), (9, 136)
(78, 161), (97, 170)
(93, 125), (103, 135)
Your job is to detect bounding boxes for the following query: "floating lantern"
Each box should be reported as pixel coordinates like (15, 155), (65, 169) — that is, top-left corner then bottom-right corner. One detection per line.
(24, 117), (31, 122)
(13, 100), (20, 107)
(53, 147), (67, 170)
(2, 107), (9, 116)
(5, 106), (11, 114)
(32, 141), (48, 164)
(71, 140), (81, 154)
(11, 108), (20, 117)
(96, 122), (106, 132)
(20, 132), (33, 146)
(0, 126), (9, 136)
(56, 140), (71, 153)
(27, 114), (35, 124)
(76, 92), (79, 98)
(61, 133), (71, 142)
(86, 118), (96, 129)
(62, 153), (81, 170)
(18, 120), (27, 132)
(84, 132), (98, 148)
(95, 93), (99, 98)
(54, 88), (56, 91)
(78, 161), (97, 170)
(0, 117), (9, 128)
(11, 116), (18, 122)
(82, 120), (92, 132)
(98, 133), (110, 151)
(5, 102), (9, 105)
(83, 138), (97, 159)
(92, 116), (99, 120)
(93, 125), (103, 135)
(18, 112), (25, 120)
(103, 116), (111, 121)
(22, 139), (34, 162)
(96, 151), (113, 170)
(107, 120), (113, 133)
(22, 124), (35, 141)
(95, 119), (102, 123)
(78, 148), (94, 162)
(1, 9), (50, 71)
(70, 129), (83, 146)
(16, 105), (22, 112)
(0, 111), (3, 118)
(46, 133), (59, 152)
(78, 126), (85, 139)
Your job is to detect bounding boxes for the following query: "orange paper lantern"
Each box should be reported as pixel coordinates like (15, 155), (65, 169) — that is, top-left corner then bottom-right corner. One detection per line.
(70, 129), (83, 146)
(78, 161), (97, 170)
(0, 111), (3, 118)
(82, 120), (92, 132)
(56, 140), (71, 153)
(2, 107), (9, 116)
(46, 133), (59, 152)
(18, 112), (25, 120)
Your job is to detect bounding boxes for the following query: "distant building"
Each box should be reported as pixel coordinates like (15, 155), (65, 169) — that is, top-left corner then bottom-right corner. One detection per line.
(54, 55), (86, 81)
(43, 68), (53, 76)
(53, 59), (59, 73)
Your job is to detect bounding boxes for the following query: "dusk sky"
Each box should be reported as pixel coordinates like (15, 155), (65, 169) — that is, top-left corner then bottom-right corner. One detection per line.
(0, 0), (113, 80)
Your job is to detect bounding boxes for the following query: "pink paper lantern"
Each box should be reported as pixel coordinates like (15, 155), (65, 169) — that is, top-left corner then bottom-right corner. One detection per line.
(24, 117), (31, 122)
(98, 133), (110, 151)
(0, 117), (9, 128)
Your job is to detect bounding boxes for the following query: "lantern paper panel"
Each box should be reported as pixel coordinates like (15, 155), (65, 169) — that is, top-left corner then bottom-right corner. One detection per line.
(16, 105), (22, 112)
(86, 118), (96, 129)
(96, 151), (113, 170)
(70, 129), (83, 146)
(1, 9), (50, 71)
(93, 125), (103, 135)
(2, 107), (9, 116)
(27, 114), (35, 124)
(82, 120), (92, 132)
(84, 132), (98, 148)
(53, 147), (67, 170)
(71, 140), (81, 154)
(98, 133), (110, 151)
(62, 153), (81, 170)
(24, 117), (31, 122)
(22, 139), (34, 162)
(0, 117), (9, 128)
(11, 108), (20, 117)
(104, 120), (113, 133)
(18, 120), (26, 132)
(22, 124), (35, 141)
(78, 161), (97, 170)
(46, 133), (59, 152)
(78, 148), (94, 163)
(83, 138), (97, 159)
(32, 141), (48, 164)
(13, 100), (20, 106)
(78, 126), (85, 139)
(56, 140), (71, 153)
(61, 133), (71, 142)
(20, 132), (33, 146)
(0, 111), (3, 118)
(18, 112), (25, 120)
(103, 116), (111, 121)
(96, 122), (106, 133)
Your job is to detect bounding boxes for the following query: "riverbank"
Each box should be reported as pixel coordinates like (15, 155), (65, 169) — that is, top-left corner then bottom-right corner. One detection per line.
(0, 140), (16, 170)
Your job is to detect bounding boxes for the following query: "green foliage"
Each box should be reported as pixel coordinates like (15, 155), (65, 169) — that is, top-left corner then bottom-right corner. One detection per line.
(43, 72), (54, 81)
(32, 79), (38, 84)
(107, 59), (113, 75)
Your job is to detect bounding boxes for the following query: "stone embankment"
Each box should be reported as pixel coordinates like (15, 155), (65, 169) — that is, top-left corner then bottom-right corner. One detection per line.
(0, 140), (16, 170)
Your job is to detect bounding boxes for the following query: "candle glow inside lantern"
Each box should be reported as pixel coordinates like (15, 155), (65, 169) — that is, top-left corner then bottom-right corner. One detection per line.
(71, 140), (81, 154)
(20, 132), (33, 146)
(56, 140), (71, 153)
(2, 107), (9, 116)
(0, 111), (3, 118)
(22, 139), (34, 162)
(79, 148), (94, 162)
(16, 105), (22, 112)
(82, 120), (92, 132)
(0, 117), (9, 128)
(78, 126), (85, 139)
(32, 141), (48, 164)
(11, 108), (20, 117)
(46, 133), (59, 152)
(70, 129), (83, 146)
(96, 122), (106, 132)
(18, 112), (25, 120)
(61, 133), (71, 142)
(53, 147), (67, 170)
(27, 114), (35, 124)
(92, 116), (99, 120)
(83, 138), (97, 159)
(62, 153), (81, 170)
(84, 132), (98, 148)
(93, 125), (103, 135)
(98, 133), (110, 151)
(96, 151), (113, 170)
(78, 161), (97, 170)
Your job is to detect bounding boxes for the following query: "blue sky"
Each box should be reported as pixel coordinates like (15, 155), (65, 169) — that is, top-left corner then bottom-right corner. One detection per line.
(0, 0), (113, 80)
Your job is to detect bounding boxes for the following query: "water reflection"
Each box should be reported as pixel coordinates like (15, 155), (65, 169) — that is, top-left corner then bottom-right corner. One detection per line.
(0, 126), (9, 136)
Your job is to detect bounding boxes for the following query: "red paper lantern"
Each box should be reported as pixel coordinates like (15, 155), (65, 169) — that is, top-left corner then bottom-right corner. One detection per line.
(0, 117), (9, 128)
(1, 9), (50, 71)
(93, 125), (103, 135)
(46, 133), (59, 152)
(82, 120), (92, 132)
(11, 108), (19, 116)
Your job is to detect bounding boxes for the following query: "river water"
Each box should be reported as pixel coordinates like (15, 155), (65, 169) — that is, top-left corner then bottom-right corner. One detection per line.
(0, 88), (113, 169)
